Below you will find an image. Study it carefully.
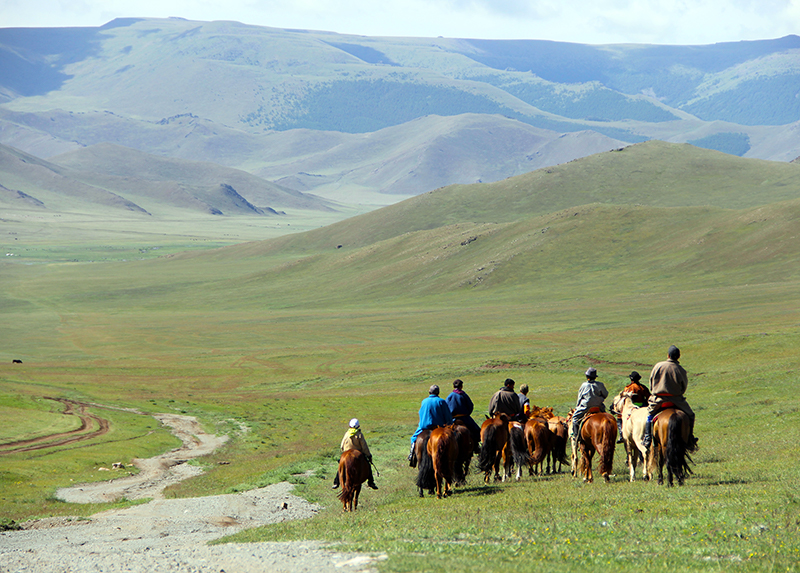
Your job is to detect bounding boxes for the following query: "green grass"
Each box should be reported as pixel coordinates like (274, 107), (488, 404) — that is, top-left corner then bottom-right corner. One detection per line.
(1, 144), (799, 569)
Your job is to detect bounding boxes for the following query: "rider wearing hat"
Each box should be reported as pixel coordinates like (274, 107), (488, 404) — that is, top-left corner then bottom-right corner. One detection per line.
(571, 367), (609, 443)
(488, 378), (523, 420)
(642, 345), (697, 449)
(332, 418), (378, 490)
(446, 378), (481, 454)
(409, 384), (453, 464)
(612, 371), (652, 442)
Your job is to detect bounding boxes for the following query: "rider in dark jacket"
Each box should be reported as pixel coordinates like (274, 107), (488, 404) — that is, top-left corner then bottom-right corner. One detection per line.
(446, 378), (481, 453)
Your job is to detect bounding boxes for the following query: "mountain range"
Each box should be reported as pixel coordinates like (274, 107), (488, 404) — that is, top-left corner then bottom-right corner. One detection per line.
(1, 17), (800, 211)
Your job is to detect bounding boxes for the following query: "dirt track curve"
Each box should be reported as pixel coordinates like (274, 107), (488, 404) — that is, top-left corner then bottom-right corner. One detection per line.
(0, 397), (110, 455)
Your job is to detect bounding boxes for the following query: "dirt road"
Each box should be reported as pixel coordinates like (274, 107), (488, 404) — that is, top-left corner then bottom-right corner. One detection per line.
(1, 410), (385, 572)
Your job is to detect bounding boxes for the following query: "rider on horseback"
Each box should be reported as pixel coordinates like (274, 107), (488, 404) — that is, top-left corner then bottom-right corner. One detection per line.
(571, 367), (609, 445)
(488, 378), (523, 421)
(445, 379), (481, 454)
(642, 345), (697, 449)
(612, 371), (651, 442)
(332, 418), (378, 490)
(409, 384), (454, 464)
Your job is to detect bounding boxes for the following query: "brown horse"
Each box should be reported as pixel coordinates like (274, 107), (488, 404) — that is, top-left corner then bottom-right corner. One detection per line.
(478, 414), (509, 483)
(524, 416), (553, 476)
(505, 420), (530, 481)
(647, 407), (693, 486)
(547, 416), (569, 474)
(427, 426), (458, 498)
(337, 449), (370, 511)
(452, 421), (473, 486)
(576, 412), (617, 483)
(414, 429), (434, 497)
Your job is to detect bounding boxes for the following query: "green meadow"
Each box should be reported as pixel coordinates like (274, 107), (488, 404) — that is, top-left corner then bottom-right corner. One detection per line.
(1, 142), (799, 571)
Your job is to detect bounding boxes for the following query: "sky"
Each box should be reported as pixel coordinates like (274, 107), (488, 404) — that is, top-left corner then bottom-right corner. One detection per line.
(2, 0), (799, 45)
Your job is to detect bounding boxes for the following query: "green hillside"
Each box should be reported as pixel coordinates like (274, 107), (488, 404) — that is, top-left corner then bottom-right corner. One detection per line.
(1, 143), (798, 571)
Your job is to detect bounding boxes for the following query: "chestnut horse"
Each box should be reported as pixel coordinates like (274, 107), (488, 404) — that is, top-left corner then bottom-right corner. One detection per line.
(576, 412), (617, 483)
(524, 416), (553, 476)
(478, 414), (509, 483)
(647, 407), (693, 486)
(547, 416), (569, 474)
(427, 426), (458, 498)
(612, 393), (650, 482)
(452, 421), (473, 486)
(338, 449), (370, 511)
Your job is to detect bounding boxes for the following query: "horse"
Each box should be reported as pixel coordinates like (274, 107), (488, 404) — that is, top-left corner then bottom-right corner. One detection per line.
(478, 414), (509, 483)
(452, 420), (473, 486)
(576, 411), (617, 483)
(647, 407), (693, 486)
(612, 393), (650, 482)
(414, 429), (435, 497)
(427, 426), (458, 498)
(546, 416), (569, 474)
(524, 416), (553, 476)
(337, 449), (370, 511)
(505, 420), (530, 481)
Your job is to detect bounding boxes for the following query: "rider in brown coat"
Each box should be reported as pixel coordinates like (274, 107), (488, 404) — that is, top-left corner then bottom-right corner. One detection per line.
(642, 346), (697, 449)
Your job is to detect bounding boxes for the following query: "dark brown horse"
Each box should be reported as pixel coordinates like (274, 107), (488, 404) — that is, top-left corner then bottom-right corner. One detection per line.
(452, 421), (473, 486)
(478, 414), (509, 483)
(576, 412), (617, 483)
(337, 449), (370, 511)
(414, 429), (434, 497)
(647, 407), (693, 486)
(427, 426), (458, 498)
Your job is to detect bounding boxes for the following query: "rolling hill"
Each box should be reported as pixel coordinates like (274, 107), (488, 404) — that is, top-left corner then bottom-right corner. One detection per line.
(2, 18), (800, 208)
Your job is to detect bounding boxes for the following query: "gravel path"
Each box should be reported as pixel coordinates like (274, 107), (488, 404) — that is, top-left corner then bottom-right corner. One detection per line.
(0, 413), (386, 572)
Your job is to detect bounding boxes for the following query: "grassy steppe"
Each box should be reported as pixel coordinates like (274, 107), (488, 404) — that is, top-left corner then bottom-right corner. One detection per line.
(1, 142), (798, 571)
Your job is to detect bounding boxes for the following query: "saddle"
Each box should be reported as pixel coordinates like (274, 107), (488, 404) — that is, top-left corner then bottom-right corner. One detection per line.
(652, 402), (676, 423)
(577, 407), (603, 435)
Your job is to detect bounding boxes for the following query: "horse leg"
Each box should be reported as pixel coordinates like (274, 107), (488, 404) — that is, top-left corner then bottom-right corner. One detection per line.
(354, 485), (361, 510)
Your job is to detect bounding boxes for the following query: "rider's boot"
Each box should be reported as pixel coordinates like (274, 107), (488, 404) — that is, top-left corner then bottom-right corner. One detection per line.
(642, 415), (653, 448)
(616, 417), (624, 443)
(408, 442), (416, 467)
(367, 479), (378, 490)
(332, 472), (340, 490)
(687, 418), (699, 451)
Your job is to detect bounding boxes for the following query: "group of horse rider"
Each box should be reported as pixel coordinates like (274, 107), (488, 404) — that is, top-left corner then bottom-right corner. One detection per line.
(570, 344), (697, 449)
(335, 344), (696, 489)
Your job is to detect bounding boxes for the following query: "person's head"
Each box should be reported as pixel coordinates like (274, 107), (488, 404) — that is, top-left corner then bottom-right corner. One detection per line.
(668, 345), (681, 360)
(429, 384), (440, 396)
(453, 378), (463, 389)
(585, 367), (598, 380)
(349, 418), (360, 429)
(628, 371), (641, 383)
(504, 378), (515, 389)
(519, 384), (529, 395)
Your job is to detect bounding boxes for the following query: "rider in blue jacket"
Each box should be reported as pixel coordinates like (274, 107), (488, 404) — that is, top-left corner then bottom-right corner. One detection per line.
(446, 378), (481, 453)
(408, 384), (453, 463)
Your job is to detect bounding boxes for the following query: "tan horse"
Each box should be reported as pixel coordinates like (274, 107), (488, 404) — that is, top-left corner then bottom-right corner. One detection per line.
(612, 393), (651, 482)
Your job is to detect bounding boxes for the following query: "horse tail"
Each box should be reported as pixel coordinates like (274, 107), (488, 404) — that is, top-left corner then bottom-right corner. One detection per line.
(509, 423), (529, 469)
(415, 432), (435, 490)
(665, 411), (693, 484)
(478, 423), (499, 473)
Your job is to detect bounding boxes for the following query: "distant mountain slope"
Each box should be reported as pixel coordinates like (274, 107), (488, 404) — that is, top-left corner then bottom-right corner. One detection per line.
(1, 18), (800, 207)
(0, 142), (331, 216)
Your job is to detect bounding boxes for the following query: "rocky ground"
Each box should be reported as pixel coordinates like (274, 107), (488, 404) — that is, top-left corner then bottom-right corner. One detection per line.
(0, 413), (386, 573)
